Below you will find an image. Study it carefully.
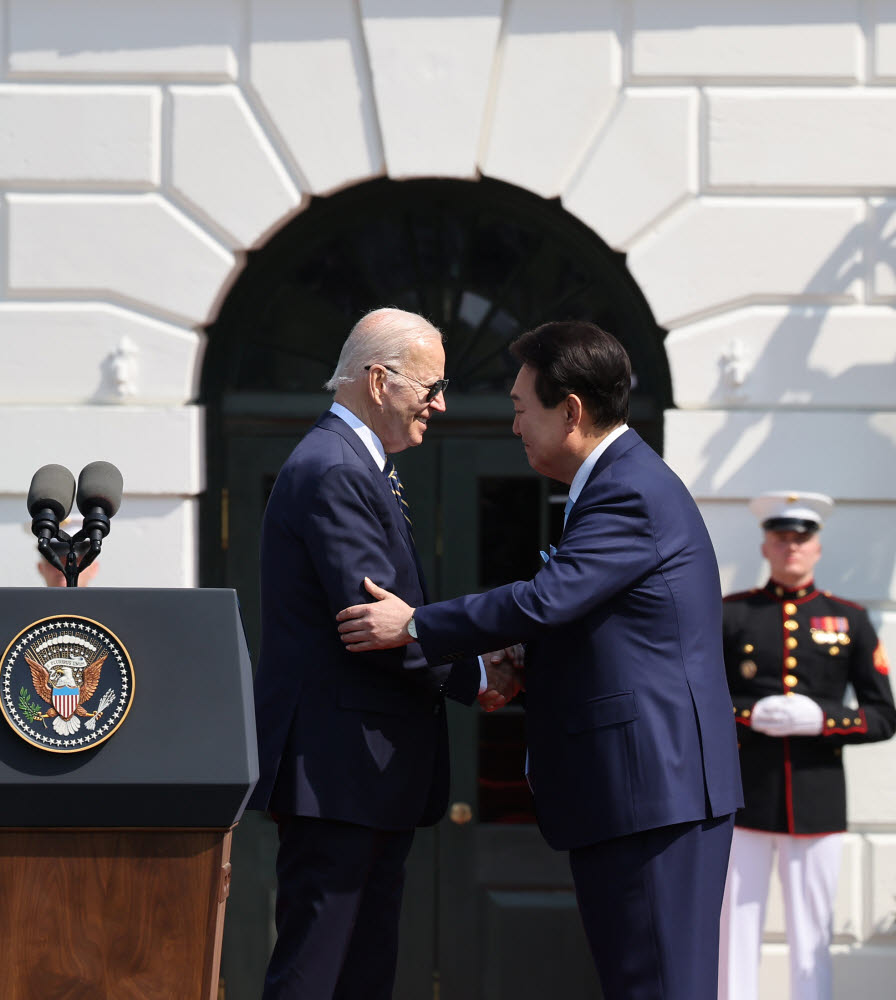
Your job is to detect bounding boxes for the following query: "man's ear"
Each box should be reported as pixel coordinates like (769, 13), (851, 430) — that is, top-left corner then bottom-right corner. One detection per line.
(565, 393), (584, 430)
(368, 364), (387, 405)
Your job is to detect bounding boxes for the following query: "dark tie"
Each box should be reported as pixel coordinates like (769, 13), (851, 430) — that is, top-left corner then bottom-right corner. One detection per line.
(383, 459), (413, 531)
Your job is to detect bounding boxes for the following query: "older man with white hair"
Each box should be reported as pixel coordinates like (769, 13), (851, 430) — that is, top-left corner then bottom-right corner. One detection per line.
(248, 307), (500, 1000)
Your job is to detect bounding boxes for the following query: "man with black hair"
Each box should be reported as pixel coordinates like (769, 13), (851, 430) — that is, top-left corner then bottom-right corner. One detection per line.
(337, 320), (743, 1000)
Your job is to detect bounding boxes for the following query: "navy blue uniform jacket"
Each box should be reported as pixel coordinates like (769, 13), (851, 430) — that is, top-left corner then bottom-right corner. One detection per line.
(413, 429), (743, 851)
(247, 411), (479, 830)
(724, 582), (895, 834)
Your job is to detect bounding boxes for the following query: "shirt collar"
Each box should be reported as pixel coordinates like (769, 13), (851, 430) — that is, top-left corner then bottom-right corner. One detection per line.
(568, 424), (629, 504)
(329, 401), (387, 471)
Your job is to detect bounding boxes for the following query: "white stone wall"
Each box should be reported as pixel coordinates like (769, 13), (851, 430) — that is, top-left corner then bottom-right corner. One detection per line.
(0, 1), (894, 991)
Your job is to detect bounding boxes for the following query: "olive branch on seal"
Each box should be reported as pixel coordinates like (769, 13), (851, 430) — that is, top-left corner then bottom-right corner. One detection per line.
(18, 687), (43, 723)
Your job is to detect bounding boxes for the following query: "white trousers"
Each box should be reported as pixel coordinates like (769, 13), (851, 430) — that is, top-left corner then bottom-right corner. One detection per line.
(718, 827), (843, 1000)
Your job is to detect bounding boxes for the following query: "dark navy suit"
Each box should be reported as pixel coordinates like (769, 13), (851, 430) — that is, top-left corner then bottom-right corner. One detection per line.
(413, 429), (743, 999)
(248, 410), (479, 999)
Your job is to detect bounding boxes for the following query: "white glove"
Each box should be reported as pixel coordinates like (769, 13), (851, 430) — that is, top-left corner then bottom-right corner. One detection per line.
(751, 694), (824, 737)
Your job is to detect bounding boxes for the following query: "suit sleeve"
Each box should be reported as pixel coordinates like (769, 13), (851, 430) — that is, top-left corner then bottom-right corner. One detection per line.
(305, 461), (479, 701)
(415, 481), (659, 660)
(817, 610), (896, 745)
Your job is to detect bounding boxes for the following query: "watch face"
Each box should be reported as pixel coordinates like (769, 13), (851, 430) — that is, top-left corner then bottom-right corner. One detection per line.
(408, 617), (418, 640)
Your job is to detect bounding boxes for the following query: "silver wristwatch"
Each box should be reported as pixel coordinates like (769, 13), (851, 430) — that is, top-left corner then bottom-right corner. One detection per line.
(407, 615), (418, 640)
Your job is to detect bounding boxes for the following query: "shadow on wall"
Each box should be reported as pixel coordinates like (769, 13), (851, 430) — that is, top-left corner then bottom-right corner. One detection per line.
(685, 206), (896, 601)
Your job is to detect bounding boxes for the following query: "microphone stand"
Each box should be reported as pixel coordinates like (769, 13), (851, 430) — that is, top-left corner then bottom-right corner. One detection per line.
(70, 507), (109, 580)
(35, 513), (106, 588)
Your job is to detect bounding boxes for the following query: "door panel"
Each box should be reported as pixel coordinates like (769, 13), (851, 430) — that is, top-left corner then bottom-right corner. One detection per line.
(219, 434), (297, 1000)
(437, 439), (602, 1000)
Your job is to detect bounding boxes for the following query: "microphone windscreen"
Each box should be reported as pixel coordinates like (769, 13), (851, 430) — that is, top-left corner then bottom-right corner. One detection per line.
(76, 461), (124, 517)
(27, 464), (75, 520)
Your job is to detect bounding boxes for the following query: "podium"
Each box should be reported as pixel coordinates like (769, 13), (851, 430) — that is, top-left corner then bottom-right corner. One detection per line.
(0, 588), (258, 1000)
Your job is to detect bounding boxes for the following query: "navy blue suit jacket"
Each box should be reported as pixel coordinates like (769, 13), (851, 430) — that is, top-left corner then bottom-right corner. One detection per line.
(414, 429), (743, 851)
(247, 411), (480, 830)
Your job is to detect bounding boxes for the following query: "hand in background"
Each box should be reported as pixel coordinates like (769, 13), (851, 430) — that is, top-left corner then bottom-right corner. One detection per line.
(751, 693), (824, 736)
(478, 646), (525, 712)
(337, 578), (415, 650)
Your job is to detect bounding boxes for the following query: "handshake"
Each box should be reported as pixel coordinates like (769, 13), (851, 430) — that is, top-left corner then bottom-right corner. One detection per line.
(479, 645), (525, 713)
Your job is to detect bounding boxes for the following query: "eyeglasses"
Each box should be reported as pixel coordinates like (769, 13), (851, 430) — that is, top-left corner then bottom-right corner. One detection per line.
(365, 365), (449, 403)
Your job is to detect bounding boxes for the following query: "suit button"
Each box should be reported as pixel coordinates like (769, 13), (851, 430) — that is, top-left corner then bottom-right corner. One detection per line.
(785, 656), (797, 669)
(784, 602), (798, 615)
(784, 675), (798, 688)
(784, 620), (799, 631)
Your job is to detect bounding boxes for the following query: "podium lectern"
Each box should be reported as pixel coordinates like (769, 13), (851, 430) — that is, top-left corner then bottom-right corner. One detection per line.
(0, 588), (258, 1000)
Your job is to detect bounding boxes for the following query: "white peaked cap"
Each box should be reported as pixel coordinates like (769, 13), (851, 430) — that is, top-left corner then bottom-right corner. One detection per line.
(748, 491), (834, 533)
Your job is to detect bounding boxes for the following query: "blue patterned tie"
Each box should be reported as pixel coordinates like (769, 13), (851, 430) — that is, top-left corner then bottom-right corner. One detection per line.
(563, 495), (574, 528)
(383, 460), (413, 531)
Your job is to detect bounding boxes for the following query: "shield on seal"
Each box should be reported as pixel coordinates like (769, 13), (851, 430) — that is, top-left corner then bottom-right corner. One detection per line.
(52, 686), (80, 721)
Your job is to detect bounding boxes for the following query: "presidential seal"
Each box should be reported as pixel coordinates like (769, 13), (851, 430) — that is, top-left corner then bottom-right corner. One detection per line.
(1, 615), (134, 753)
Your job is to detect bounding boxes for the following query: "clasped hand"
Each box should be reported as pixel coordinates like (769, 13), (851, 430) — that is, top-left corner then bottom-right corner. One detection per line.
(479, 644), (525, 712)
(336, 578), (524, 710)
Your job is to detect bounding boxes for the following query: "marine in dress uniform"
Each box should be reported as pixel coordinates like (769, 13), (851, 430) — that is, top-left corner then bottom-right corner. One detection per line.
(718, 492), (896, 1000)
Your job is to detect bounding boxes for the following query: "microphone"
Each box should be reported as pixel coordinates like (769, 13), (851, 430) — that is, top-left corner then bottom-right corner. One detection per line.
(27, 464), (75, 540)
(76, 461), (124, 543)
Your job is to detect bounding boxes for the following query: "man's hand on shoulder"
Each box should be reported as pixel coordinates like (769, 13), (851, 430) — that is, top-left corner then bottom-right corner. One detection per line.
(337, 577), (415, 650)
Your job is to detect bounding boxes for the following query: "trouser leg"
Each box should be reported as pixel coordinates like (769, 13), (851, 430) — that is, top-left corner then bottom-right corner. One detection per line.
(570, 814), (734, 1000)
(261, 816), (414, 1000)
(333, 827), (415, 1000)
(778, 833), (842, 1000)
(718, 827), (776, 1000)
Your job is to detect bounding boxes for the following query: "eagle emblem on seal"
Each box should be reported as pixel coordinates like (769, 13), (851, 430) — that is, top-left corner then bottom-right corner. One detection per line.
(24, 635), (109, 736)
(1, 616), (133, 752)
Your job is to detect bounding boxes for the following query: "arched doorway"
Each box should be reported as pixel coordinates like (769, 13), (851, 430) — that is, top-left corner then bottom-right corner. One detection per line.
(202, 177), (670, 1000)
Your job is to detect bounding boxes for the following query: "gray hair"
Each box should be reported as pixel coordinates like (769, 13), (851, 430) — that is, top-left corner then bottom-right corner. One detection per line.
(324, 307), (443, 392)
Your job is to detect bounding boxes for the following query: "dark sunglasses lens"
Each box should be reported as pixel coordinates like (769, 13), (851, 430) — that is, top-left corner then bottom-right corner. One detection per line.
(427, 380), (448, 402)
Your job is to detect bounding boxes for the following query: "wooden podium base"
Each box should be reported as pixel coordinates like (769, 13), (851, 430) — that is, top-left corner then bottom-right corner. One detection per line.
(0, 827), (233, 1000)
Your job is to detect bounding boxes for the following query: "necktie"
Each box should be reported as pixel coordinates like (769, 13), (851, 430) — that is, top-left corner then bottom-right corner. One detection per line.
(383, 460), (413, 531)
(563, 495), (574, 528)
